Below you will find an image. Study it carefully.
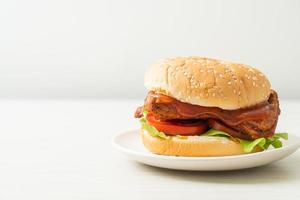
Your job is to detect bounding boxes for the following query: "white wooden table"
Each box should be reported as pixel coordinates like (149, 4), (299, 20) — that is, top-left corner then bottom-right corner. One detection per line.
(0, 99), (299, 200)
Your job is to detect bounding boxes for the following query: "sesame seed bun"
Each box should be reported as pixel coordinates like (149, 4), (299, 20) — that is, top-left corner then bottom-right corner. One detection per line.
(144, 56), (271, 110)
(141, 130), (261, 157)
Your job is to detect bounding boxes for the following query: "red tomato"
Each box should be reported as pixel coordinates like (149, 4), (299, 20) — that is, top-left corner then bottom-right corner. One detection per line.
(146, 114), (208, 136)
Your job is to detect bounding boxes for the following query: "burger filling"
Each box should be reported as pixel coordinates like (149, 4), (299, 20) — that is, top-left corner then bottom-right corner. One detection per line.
(135, 90), (288, 153)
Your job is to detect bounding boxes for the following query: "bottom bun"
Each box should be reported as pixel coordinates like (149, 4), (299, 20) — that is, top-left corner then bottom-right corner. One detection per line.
(141, 129), (261, 157)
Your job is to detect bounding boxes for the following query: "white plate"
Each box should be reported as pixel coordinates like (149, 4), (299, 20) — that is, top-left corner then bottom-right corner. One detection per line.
(112, 130), (300, 171)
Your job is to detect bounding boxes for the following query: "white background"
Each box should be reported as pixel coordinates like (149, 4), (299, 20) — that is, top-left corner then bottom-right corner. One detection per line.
(0, 1), (300, 199)
(0, 0), (299, 99)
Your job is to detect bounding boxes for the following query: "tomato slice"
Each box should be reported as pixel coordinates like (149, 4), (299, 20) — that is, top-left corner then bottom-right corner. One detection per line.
(146, 114), (208, 136)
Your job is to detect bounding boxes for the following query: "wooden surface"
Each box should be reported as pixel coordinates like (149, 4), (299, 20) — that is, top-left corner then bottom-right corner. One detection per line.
(0, 99), (299, 200)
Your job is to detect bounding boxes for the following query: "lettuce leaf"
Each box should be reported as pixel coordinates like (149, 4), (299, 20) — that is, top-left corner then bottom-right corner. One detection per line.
(139, 118), (169, 139)
(274, 132), (288, 140)
(264, 133), (288, 149)
(202, 129), (231, 138)
(269, 139), (282, 148)
(239, 138), (266, 153)
(239, 133), (288, 153)
(201, 129), (288, 153)
(138, 112), (288, 152)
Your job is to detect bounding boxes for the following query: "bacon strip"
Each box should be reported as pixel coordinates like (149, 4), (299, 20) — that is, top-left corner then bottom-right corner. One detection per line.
(135, 91), (280, 140)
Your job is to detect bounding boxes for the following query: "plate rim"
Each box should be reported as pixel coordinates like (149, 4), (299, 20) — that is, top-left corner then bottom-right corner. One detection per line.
(112, 129), (300, 161)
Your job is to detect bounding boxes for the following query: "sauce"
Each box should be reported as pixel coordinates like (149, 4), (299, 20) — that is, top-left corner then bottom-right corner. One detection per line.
(147, 92), (274, 126)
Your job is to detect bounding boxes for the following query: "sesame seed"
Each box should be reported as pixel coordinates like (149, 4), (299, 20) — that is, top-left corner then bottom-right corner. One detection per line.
(228, 81), (232, 85)
(252, 76), (257, 80)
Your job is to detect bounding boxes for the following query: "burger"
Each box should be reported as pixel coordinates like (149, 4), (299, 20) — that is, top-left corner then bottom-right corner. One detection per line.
(134, 56), (288, 157)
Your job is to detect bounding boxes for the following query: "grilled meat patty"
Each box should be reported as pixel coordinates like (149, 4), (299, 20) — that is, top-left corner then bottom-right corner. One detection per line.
(135, 90), (280, 140)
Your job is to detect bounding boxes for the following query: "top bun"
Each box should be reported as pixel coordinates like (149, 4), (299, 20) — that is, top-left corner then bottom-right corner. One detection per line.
(144, 56), (271, 110)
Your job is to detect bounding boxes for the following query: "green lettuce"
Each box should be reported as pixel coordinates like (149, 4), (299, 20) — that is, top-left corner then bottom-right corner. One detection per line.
(263, 132), (288, 149)
(202, 129), (231, 138)
(239, 138), (266, 153)
(241, 132), (288, 153)
(197, 129), (288, 153)
(139, 118), (169, 139)
(138, 113), (288, 153)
